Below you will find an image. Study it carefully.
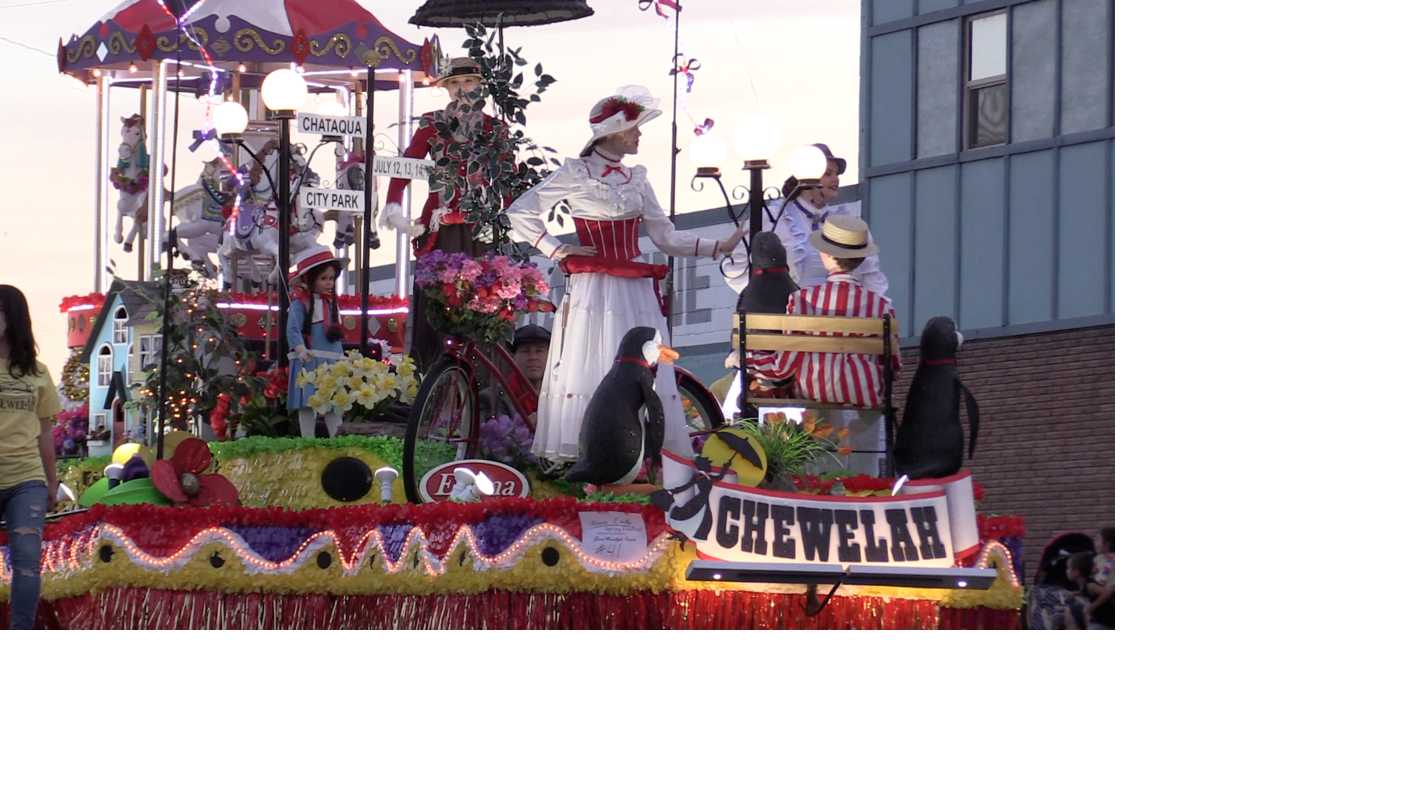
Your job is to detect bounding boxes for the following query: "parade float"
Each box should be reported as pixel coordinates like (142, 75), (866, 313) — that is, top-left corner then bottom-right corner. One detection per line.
(3, 2), (1027, 630)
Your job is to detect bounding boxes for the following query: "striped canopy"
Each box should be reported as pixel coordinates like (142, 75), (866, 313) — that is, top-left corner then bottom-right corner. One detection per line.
(59, 0), (431, 80)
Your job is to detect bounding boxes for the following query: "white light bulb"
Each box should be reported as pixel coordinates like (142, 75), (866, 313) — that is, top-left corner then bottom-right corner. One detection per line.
(689, 132), (727, 170)
(732, 114), (780, 163)
(789, 145), (829, 182)
(317, 99), (348, 117)
(261, 68), (308, 112)
(212, 100), (249, 136)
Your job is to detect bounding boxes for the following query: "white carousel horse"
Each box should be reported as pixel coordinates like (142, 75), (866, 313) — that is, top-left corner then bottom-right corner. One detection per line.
(111, 114), (150, 253)
(171, 157), (237, 278)
(331, 145), (379, 251)
(219, 144), (324, 289)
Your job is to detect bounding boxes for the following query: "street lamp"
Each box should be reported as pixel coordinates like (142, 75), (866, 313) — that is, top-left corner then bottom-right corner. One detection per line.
(690, 114), (830, 247)
(261, 68), (308, 369)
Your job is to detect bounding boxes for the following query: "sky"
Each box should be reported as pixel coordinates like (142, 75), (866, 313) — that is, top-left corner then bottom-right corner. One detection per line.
(0, 0), (862, 371)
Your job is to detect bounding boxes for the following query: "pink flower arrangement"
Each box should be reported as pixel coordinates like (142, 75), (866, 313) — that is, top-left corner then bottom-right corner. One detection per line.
(414, 251), (555, 343)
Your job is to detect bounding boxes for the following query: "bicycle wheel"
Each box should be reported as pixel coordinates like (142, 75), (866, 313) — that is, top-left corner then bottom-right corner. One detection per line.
(403, 357), (477, 502)
(676, 368), (725, 434)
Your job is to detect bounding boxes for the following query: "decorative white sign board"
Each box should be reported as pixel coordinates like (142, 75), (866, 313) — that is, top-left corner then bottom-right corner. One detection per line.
(296, 113), (367, 138)
(577, 512), (649, 564)
(299, 187), (365, 212)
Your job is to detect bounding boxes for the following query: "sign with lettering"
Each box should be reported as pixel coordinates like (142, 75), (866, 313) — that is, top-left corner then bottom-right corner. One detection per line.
(657, 451), (981, 566)
(577, 512), (649, 563)
(299, 187), (365, 212)
(296, 113), (367, 138)
(372, 156), (434, 181)
(419, 459), (530, 502)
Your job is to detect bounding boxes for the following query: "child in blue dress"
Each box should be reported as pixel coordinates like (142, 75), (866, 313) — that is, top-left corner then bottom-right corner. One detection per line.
(286, 246), (347, 439)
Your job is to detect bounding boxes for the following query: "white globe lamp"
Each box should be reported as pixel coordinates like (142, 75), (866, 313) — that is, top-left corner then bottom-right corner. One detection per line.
(212, 101), (249, 138)
(260, 68), (308, 116)
(789, 145), (829, 187)
(690, 132), (728, 177)
(732, 114), (780, 167)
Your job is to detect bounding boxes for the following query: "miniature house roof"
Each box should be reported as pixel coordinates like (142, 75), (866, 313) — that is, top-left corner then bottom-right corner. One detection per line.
(80, 280), (161, 362)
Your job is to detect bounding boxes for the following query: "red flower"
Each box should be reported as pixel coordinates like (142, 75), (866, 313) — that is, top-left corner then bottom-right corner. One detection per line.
(591, 97), (643, 124)
(151, 438), (240, 508)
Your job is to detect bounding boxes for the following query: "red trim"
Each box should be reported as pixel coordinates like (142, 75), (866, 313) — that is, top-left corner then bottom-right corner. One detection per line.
(615, 356), (650, 369)
(751, 266), (790, 274)
(905, 470), (974, 489)
(533, 231), (547, 250)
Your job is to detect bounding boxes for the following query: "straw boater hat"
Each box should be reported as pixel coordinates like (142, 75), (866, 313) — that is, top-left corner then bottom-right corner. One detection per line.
(434, 57), (482, 88)
(579, 85), (662, 157)
(289, 244), (342, 284)
(808, 215), (880, 259)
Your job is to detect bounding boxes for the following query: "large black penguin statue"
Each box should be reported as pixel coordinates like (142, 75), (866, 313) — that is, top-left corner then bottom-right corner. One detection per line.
(736, 232), (801, 314)
(892, 317), (980, 479)
(565, 327), (669, 486)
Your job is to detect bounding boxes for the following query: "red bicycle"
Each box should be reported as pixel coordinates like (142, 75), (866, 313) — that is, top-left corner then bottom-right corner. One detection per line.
(402, 337), (724, 501)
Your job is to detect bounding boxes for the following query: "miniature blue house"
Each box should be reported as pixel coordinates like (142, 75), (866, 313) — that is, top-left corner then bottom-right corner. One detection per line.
(79, 280), (160, 457)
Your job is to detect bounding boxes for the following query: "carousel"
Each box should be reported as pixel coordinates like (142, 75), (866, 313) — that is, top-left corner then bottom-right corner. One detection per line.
(2, 0), (1027, 630)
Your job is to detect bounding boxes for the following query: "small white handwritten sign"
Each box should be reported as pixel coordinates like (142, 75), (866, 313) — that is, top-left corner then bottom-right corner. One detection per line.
(578, 512), (648, 564)
(373, 156), (434, 181)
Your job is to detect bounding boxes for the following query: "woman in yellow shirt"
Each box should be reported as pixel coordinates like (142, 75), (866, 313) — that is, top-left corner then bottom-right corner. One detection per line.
(1, 285), (60, 630)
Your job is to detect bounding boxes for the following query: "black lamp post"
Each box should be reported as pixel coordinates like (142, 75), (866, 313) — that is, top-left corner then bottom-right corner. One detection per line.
(258, 69), (310, 369)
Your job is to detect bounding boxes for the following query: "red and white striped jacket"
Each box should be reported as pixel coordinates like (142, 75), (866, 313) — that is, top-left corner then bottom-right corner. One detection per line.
(745, 272), (900, 407)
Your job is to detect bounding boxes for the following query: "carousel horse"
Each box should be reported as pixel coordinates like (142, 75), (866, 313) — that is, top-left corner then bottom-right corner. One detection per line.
(111, 114), (150, 253)
(172, 157), (237, 278)
(219, 143), (324, 289)
(331, 145), (379, 250)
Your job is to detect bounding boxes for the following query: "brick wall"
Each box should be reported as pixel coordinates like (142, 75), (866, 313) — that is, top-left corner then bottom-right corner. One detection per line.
(893, 325), (1115, 582)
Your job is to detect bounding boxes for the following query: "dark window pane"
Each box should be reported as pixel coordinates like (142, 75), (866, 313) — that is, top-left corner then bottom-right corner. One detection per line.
(969, 83), (1007, 148)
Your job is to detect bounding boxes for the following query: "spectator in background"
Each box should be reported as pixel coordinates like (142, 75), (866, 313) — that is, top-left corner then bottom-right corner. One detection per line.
(481, 324), (550, 422)
(1086, 526), (1115, 629)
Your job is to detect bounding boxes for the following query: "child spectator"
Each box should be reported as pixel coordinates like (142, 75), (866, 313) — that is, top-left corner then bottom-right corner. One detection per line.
(1086, 526), (1114, 629)
(1063, 552), (1096, 630)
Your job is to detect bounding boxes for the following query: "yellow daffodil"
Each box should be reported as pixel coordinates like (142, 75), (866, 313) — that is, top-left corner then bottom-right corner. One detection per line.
(355, 384), (379, 409)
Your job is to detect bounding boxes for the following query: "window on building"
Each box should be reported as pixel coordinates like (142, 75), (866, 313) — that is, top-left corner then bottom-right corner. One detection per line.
(964, 10), (1009, 149)
(97, 346), (112, 388)
(93, 412), (107, 432)
(113, 307), (129, 345)
(138, 334), (159, 371)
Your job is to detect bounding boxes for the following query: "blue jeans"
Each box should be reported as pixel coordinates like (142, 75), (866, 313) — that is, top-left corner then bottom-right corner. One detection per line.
(2, 480), (47, 630)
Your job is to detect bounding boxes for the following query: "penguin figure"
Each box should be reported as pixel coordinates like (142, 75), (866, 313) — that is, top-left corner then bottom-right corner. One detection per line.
(736, 232), (801, 314)
(565, 327), (672, 486)
(892, 317), (980, 479)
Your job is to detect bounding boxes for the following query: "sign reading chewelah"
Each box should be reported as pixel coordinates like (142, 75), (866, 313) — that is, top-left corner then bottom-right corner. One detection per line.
(702, 486), (957, 566)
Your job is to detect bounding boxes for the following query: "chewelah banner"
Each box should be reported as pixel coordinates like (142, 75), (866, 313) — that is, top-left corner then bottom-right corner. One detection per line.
(659, 453), (981, 567)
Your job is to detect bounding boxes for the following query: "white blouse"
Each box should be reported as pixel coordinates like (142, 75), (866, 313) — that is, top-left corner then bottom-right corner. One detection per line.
(507, 150), (717, 261)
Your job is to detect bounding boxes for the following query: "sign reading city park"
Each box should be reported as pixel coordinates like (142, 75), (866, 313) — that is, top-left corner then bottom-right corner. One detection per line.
(659, 453), (982, 566)
(299, 187), (365, 212)
(372, 156), (434, 181)
(296, 112), (367, 138)
(419, 459), (530, 503)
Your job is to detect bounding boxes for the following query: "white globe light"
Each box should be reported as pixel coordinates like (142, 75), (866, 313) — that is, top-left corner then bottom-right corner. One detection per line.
(689, 133), (727, 169)
(789, 145), (829, 182)
(212, 101), (249, 136)
(732, 114), (780, 163)
(260, 68), (308, 112)
(317, 99), (348, 117)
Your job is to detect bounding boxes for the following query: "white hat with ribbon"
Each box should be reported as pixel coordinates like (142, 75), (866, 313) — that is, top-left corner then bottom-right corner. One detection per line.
(580, 85), (661, 157)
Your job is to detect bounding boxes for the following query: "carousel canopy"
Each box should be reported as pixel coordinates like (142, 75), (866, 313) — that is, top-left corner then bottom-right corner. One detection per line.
(58, 0), (433, 82)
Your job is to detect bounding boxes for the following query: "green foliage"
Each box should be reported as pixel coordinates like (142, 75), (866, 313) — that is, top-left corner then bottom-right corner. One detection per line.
(132, 273), (256, 435)
(737, 413), (851, 489)
(60, 349), (89, 402)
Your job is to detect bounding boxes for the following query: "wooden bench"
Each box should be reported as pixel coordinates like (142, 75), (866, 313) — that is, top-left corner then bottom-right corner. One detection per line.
(733, 312), (900, 474)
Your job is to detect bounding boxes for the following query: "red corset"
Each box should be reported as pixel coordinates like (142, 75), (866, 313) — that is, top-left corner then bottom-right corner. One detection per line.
(574, 217), (643, 260)
(563, 216), (667, 280)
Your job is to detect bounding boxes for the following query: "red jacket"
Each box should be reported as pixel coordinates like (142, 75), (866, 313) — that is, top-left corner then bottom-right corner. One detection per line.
(385, 109), (504, 229)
